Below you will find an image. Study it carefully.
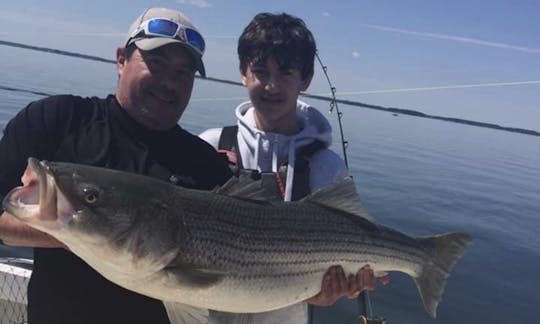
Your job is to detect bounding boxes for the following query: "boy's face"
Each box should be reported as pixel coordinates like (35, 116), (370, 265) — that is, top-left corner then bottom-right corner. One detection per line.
(241, 57), (312, 130)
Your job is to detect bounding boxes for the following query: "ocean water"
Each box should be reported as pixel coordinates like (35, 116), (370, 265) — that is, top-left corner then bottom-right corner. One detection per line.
(1, 46), (540, 324)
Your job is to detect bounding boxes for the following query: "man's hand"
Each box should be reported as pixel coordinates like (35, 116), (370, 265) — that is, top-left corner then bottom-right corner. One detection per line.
(305, 265), (387, 306)
(0, 211), (67, 249)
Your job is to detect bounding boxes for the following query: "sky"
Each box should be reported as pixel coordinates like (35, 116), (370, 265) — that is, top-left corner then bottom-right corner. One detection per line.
(1, 0), (539, 131)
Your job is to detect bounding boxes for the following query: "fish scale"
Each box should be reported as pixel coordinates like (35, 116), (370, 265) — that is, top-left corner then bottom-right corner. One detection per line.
(175, 207), (429, 284)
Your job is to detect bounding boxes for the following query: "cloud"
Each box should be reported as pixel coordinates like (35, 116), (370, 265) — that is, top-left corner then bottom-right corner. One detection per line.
(364, 24), (540, 54)
(322, 12), (331, 17)
(351, 51), (360, 59)
(175, 0), (212, 8)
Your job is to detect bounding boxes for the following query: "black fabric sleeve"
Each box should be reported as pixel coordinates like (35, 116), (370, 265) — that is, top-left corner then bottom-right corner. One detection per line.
(198, 139), (234, 188)
(0, 95), (78, 198)
(177, 130), (233, 190)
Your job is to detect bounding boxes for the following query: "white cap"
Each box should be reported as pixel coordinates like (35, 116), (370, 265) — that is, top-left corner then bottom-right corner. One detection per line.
(125, 7), (206, 77)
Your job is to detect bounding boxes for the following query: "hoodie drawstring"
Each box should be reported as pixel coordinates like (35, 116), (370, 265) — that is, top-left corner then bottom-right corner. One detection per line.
(283, 141), (296, 202)
(272, 135), (278, 173)
(253, 132), (261, 171)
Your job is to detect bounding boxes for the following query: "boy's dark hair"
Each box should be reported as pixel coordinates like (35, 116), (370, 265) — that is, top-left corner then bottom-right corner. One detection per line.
(238, 12), (316, 80)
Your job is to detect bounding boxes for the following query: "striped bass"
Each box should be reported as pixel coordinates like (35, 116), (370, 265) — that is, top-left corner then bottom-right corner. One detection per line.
(3, 158), (472, 321)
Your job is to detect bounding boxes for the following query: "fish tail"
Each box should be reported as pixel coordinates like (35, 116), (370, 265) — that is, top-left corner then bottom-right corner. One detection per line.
(414, 232), (473, 318)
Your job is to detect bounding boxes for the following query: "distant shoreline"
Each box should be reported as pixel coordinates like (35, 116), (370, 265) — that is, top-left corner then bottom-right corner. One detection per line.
(301, 93), (540, 138)
(1, 39), (538, 138)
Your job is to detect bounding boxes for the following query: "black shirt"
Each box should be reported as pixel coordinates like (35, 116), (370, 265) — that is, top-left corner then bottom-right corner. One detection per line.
(0, 95), (232, 324)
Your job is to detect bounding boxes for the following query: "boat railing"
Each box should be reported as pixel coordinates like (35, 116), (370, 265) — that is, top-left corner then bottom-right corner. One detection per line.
(0, 258), (32, 324)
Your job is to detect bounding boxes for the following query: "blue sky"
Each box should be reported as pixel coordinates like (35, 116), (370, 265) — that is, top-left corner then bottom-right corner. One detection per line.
(1, 0), (539, 130)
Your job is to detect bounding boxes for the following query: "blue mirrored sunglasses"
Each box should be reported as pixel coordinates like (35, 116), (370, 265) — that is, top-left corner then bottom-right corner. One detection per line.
(127, 18), (205, 55)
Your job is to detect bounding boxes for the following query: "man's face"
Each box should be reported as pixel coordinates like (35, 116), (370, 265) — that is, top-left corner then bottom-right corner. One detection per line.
(115, 43), (196, 130)
(241, 57), (312, 132)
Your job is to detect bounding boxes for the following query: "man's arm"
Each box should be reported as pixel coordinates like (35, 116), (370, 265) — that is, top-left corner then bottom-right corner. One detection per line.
(0, 211), (65, 248)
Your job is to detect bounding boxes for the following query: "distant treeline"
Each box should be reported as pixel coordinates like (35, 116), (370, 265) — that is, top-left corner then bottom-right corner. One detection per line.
(302, 93), (540, 137)
(1, 39), (538, 138)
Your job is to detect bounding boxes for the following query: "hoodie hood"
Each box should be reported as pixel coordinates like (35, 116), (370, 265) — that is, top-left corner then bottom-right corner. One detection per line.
(235, 100), (333, 201)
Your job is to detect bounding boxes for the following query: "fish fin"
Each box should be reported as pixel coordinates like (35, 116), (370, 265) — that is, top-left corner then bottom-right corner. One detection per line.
(414, 232), (473, 318)
(214, 170), (283, 202)
(163, 301), (209, 324)
(165, 263), (225, 288)
(301, 177), (375, 222)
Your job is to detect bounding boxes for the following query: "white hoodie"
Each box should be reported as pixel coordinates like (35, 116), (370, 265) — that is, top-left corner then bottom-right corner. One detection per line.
(200, 100), (348, 202)
(200, 100), (348, 324)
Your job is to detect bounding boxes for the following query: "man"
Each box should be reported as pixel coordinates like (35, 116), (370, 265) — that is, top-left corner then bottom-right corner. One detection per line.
(0, 7), (231, 324)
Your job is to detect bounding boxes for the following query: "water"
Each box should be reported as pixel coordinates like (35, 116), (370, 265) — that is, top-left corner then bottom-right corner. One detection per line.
(1, 46), (540, 324)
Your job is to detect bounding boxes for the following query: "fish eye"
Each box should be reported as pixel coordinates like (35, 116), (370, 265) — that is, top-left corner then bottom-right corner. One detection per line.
(82, 187), (100, 204)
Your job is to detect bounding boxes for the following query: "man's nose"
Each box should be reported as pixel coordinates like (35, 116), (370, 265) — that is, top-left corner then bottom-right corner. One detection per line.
(161, 71), (182, 89)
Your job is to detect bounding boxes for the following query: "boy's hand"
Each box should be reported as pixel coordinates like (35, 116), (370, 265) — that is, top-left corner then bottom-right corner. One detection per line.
(306, 265), (383, 306)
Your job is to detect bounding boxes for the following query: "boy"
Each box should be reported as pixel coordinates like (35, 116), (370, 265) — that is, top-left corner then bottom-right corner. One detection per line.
(200, 12), (376, 324)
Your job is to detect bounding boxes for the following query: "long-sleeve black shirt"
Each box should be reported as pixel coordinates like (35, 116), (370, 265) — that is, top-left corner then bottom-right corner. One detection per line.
(0, 94), (232, 324)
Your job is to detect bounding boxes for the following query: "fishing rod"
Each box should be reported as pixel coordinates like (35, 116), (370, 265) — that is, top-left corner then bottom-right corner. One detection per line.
(314, 52), (349, 168)
(315, 52), (385, 324)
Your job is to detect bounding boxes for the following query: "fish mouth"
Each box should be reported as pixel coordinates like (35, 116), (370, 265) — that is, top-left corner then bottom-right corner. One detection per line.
(3, 158), (61, 225)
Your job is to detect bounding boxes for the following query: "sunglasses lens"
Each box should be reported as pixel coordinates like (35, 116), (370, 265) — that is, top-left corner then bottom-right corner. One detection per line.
(147, 19), (178, 37)
(185, 28), (205, 53)
(131, 19), (205, 55)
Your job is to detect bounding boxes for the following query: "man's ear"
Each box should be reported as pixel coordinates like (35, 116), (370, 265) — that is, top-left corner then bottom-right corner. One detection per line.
(116, 47), (127, 76)
(300, 70), (314, 91)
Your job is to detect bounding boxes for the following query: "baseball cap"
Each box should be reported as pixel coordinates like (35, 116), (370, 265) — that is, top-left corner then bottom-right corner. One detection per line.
(125, 7), (206, 77)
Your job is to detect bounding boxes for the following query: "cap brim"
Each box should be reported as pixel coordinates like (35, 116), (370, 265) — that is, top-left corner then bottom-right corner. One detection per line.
(134, 38), (206, 78)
